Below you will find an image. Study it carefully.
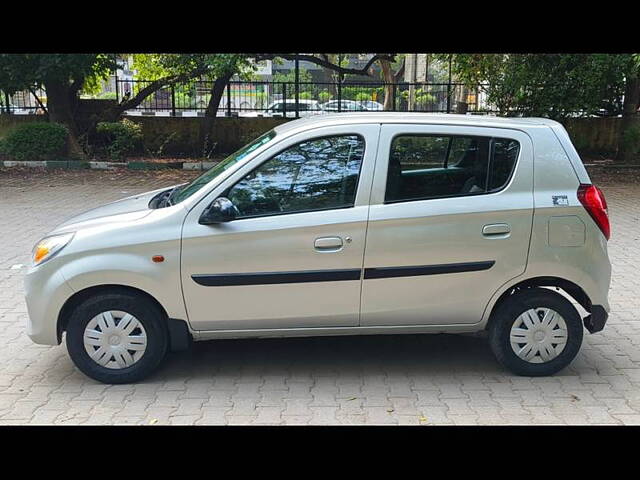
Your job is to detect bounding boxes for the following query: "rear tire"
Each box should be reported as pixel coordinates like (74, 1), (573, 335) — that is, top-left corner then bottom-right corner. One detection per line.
(66, 291), (168, 384)
(489, 288), (584, 376)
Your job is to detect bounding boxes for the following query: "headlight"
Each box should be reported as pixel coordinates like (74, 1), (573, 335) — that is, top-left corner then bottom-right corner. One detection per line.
(32, 232), (75, 266)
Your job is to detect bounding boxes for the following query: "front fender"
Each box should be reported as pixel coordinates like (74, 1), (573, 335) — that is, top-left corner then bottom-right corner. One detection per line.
(60, 251), (187, 321)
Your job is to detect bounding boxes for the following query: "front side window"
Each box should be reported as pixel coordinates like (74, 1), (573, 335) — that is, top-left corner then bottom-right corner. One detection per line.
(171, 130), (277, 204)
(385, 134), (519, 203)
(226, 135), (365, 218)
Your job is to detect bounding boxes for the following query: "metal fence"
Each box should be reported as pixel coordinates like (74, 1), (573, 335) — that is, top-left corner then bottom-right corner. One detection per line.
(115, 78), (497, 117)
(0, 77), (497, 116)
(0, 88), (47, 114)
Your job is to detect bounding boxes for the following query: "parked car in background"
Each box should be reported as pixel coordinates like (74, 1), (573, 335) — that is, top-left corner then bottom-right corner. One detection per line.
(320, 100), (368, 112)
(25, 113), (611, 383)
(359, 100), (384, 111)
(239, 99), (322, 118)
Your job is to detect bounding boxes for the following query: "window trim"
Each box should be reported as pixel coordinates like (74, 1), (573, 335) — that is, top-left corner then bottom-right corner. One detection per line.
(383, 133), (520, 205)
(223, 133), (367, 220)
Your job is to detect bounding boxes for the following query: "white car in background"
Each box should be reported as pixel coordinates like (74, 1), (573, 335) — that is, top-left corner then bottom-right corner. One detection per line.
(360, 100), (384, 111)
(239, 99), (322, 118)
(320, 100), (368, 112)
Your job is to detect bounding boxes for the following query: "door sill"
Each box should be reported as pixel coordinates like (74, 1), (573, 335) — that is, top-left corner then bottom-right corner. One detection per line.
(191, 322), (485, 341)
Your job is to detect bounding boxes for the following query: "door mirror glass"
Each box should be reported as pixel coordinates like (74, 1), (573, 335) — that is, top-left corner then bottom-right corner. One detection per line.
(199, 197), (239, 224)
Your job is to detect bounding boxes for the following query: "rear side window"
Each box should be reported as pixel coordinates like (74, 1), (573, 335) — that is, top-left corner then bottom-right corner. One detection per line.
(385, 134), (519, 203)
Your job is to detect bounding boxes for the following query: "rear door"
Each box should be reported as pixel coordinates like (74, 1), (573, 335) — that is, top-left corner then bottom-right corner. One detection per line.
(361, 124), (534, 326)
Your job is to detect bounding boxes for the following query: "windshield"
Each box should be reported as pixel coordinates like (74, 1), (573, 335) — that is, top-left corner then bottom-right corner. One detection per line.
(171, 129), (277, 204)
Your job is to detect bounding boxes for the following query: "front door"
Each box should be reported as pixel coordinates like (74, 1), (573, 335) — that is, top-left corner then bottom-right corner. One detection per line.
(361, 124), (534, 326)
(181, 125), (380, 331)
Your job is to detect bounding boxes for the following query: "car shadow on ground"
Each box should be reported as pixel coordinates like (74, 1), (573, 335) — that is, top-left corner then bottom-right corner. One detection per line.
(153, 332), (507, 382)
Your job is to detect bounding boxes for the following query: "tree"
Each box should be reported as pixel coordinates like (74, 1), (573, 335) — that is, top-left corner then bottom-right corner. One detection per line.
(0, 54), (116, 158)
(125, 54), (254, 157)
(446, 54), (630, 119)
(447, 53), (640, 161)
(618, 54), (640, 162)
(378, 56), (405, 110)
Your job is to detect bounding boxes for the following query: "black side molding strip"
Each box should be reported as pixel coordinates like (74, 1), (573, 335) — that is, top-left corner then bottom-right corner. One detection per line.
(192, 261), (495, 287)
(192, 269), (362, 287)
(363, 261), (495, 280)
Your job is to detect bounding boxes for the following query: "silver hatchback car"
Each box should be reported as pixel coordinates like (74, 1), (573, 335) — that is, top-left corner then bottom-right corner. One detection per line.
(25, 113), (611, 384)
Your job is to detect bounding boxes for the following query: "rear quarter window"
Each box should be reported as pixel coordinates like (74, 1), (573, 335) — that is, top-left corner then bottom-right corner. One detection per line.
(385, 134), (520, 203)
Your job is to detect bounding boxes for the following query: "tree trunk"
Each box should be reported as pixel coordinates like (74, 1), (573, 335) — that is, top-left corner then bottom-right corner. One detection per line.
(199, 72), (233, 158)
(617, 70), (640, 163)
(456, 86), (469, 114)
(43, 79), (85, 159)
(380, 59), (394, 111)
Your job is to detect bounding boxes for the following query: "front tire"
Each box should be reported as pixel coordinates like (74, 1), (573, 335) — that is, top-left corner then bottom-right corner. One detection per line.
(66, 291), (168, 384)
(489, 288), (584, 376)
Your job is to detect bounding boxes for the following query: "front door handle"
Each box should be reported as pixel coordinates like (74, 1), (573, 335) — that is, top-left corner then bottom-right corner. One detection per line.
(314, 236), (343, 251)
(483, 223), (511, 236)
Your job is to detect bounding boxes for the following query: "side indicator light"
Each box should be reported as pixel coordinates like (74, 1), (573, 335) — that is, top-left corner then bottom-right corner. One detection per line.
(152, 255), (165, 263)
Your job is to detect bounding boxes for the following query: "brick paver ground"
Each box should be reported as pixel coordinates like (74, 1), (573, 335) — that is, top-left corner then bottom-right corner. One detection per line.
(0, 166), (639, 425)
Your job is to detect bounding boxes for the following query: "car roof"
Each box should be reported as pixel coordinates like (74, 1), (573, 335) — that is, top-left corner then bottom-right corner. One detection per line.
(272, 112), (561, 135)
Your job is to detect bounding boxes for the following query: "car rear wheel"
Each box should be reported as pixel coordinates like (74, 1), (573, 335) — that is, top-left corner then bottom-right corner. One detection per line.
(489, 288), (584, 376)
(66, 291), (168, 384)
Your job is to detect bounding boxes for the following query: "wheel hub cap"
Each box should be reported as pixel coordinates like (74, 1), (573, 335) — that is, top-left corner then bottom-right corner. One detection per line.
(83, 310), (147, 370)
(509, 307), (568, 364)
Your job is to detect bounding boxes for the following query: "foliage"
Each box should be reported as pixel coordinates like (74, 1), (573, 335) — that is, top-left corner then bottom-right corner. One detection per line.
(342, 86), (384, 101)
(400, 88), (436, 105)
(272, 68), (312, 84)
(0, 54), (116, 96)
(95, 118), (143, 159)
(318, 90), (333, 102)
(131, 54), (253, 82)
(0, 122), (68, 161)
(444, 54), (634, 119)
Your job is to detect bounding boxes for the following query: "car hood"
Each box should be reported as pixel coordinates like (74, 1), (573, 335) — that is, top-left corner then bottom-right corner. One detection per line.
(50, 186), (174, 234)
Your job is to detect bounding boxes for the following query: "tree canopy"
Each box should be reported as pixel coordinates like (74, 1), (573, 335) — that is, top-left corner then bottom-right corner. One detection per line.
(446, 53), (636, 119)
(0, 53), (116, 96)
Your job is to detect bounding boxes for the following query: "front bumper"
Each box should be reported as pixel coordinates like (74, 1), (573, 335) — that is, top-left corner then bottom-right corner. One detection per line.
(583, 305), (608, 334)
(24, 259), (75, 345)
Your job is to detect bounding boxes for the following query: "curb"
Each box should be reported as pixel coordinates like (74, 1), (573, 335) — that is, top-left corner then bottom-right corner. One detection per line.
(0, 160), (217, 171)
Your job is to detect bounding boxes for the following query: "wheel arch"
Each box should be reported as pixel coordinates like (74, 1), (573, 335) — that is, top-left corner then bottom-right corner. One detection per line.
(484, 276), (592, 331)
(56, 284), (170, 344)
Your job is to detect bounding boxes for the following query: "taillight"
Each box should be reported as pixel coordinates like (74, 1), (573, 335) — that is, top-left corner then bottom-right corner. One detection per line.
(577, 184), (610, 240)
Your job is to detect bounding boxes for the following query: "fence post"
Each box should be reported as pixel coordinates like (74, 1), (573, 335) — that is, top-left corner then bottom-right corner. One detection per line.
(226, 82), (231, 117)
(447, 55), (452, 113)
(283, 83), (287, 117)
(171, 84), (176, 116)
(114, 74), (119, 103)
(4, 91), (10, 114)
(337, 78), (342, 113)
(294, 57), (300, 119)
(392, 83), (397, 111)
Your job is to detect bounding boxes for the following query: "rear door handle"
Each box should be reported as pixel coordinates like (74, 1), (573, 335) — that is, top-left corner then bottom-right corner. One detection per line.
(314, 236), (343, 251)
(482, 223), (511, 236)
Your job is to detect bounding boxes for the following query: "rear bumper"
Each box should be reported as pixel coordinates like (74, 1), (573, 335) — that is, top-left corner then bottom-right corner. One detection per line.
(584, 305), (608, 334)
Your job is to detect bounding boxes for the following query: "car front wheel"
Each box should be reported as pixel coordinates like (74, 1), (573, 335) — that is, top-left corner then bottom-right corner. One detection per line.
(489, 287), (584, 376)
(65, 290), (168, 384)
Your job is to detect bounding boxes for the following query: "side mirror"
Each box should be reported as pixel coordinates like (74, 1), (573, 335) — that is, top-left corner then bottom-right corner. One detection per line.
(199, 197), (239, 225)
